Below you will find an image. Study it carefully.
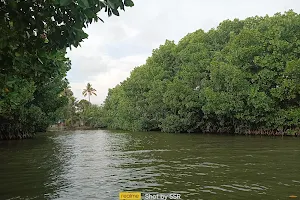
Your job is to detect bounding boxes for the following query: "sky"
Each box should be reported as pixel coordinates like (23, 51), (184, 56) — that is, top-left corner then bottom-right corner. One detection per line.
(66, 0), (300, 104)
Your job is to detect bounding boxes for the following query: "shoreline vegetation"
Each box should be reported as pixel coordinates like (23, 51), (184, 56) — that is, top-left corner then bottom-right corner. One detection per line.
(1, 5), (300, 139)
(93, 10), (300, 136)
(0, 0), (134, 140)
(47, 125), (300, 137)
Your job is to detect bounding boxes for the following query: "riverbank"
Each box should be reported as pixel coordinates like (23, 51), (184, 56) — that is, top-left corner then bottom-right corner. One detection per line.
(47, 125), (99, 132)
(46, 125), (300, 137)
(1, 127), (298, 140)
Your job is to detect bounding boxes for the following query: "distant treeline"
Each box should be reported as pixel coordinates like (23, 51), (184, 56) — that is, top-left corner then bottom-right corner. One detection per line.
(99, 11), (300, 135)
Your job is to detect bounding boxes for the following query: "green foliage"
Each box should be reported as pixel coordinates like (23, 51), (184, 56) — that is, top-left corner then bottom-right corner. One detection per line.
(101, 10), (300, 134)
(0, 0), (134, 139)
(84, 105), (106, 128)
(58, 94), (106, 129)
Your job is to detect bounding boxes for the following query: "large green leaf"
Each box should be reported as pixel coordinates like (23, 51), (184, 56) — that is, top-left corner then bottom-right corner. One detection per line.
(124, 0), (134, 7)
(107, 0), (115, 9)
(78, 0), (90, 8)
(119, 2), (125, 10)
(59, 0), (72, 6)
(112, 9), (119, 16)
(108, 9), (112, 17)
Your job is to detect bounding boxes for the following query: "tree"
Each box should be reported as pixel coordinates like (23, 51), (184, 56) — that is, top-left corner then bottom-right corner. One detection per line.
(0, 0), (134, 139)
(82, 83), (97, 102)
(101, 10), (300, 135)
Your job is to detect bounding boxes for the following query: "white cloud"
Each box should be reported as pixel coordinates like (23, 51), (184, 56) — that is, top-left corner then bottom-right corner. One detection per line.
(69, 54), (148, 104)
(67, 0), (300, 104)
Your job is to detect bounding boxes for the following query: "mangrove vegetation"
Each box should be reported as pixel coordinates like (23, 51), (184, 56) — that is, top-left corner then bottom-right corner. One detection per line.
(1, 1), (299, 139)
(99, 10), (300, 135)
(0, 0), (134, 139)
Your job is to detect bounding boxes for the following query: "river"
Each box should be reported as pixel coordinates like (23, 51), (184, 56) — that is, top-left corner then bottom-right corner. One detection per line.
(0, 130), (299, 200)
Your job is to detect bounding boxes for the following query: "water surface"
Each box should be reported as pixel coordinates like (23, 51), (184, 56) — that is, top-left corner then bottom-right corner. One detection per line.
(0, 130), (299, 199)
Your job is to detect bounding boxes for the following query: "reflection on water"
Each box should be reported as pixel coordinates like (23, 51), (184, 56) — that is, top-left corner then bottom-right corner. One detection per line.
(0, 130), (300, 199)
(0, 134), (66, 200)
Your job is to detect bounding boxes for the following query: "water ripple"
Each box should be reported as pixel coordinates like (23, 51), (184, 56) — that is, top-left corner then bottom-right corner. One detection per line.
(1, 130), (300, 200)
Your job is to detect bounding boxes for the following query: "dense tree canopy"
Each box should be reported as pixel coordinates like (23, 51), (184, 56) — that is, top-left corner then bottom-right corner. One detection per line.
(101, 10), (300, 135)
(0, 0), (134, 139)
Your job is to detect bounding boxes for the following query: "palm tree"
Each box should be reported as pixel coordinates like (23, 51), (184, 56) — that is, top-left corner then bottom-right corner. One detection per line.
(82, 83), (97, 102)
(59, 85), (73, 98)
(63, 85), (73, 97)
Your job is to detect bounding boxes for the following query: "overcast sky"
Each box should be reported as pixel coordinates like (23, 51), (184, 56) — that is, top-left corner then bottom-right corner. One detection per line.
(66, 0), (300, 104)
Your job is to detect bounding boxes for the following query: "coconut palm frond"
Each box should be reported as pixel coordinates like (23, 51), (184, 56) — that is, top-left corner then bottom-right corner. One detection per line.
(82, 83), (97, 102)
